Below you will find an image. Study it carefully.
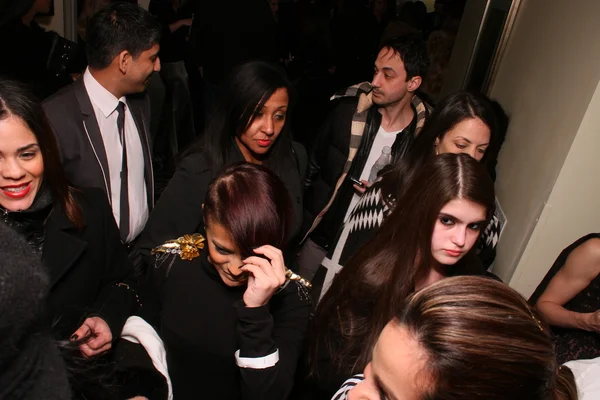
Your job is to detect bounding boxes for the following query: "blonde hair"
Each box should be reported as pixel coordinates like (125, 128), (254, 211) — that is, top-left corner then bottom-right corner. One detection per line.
(397, 276), (578, 400)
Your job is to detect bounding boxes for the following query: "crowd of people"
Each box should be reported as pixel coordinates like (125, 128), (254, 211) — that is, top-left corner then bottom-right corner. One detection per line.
(0, 1), (598, 399)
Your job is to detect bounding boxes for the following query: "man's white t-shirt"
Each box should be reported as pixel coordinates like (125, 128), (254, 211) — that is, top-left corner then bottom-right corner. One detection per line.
(344, 126), (400, 221)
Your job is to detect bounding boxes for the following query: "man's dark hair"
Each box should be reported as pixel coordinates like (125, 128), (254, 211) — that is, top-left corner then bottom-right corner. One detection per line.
(85, 2), (161, 69)
(380, 34), (429, 80)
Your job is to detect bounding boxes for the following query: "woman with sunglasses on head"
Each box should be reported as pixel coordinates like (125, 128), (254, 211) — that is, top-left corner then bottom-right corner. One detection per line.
(147, 163), (311, 399)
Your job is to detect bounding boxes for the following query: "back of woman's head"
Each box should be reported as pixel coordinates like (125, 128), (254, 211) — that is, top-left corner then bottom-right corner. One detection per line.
(311, 153), (495, 375)
(381, 91), (498, 199)
(203, 162), (293, 258)
(194, 61), (293, 171)
(398, 276), (577, 400)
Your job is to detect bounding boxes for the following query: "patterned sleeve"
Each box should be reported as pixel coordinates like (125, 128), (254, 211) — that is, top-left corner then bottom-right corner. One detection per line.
(476, 198), (505, 269)
(331, 374), (365, 400)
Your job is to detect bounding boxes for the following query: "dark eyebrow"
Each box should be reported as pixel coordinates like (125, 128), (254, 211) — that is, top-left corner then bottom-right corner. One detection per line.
(263, 104), (288, 110)
(439, 212), (486, 226)
(212, 239), (233, 253)
(374, 62), (396, 72)
(374, 374), (398, 400)
(454, 136), (472, 144)
(455, 136), (490, 147)
(17, 143), (39, 152)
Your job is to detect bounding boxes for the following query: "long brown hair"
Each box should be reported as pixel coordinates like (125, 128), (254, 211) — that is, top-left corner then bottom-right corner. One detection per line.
(396, 276), (577, 400)
(0, 79), (83, 228)
(309, 153), (495, 378)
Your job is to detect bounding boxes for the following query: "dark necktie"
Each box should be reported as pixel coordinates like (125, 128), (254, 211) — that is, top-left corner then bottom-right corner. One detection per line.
(116, 101), (129, 242)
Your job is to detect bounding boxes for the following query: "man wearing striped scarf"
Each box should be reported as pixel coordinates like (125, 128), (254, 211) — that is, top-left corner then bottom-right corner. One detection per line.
(298, 34), (432, 283)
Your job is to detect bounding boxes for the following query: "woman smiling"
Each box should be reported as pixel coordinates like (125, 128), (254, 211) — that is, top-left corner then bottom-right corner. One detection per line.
(0, 79), (137, 357)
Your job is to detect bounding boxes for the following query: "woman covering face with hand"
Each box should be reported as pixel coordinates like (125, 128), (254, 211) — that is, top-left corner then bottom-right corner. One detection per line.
(148, 163), (311, 400)
(0, 80), (137, 358)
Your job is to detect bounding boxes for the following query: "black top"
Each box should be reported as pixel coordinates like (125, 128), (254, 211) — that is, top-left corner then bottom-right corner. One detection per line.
(148, 250), (311, 399)
(530, 233), (600, 364)
(137, 140), (306, 264)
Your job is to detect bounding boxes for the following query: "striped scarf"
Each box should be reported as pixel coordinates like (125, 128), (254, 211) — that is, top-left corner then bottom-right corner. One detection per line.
(302, 82), (431, 243)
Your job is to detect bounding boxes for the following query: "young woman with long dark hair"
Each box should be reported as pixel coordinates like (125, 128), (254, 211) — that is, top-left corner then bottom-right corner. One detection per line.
(335, 276), (578, 400)
(302, 153), (495, 398)
(148, 163), (311, 399)
(0, 79), (137, 356)
(138, 61), (306, 264)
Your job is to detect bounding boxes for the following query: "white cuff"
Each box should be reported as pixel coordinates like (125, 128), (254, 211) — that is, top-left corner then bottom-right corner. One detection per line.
(235, 349), (279, 369)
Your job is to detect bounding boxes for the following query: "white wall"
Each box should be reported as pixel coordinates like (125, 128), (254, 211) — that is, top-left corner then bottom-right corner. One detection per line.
(509, 79), (600, 298)
(489, 0), (600, 293)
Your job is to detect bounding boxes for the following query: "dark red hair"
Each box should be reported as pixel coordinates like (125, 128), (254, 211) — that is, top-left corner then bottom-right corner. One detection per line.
(203, 162), (293, 256)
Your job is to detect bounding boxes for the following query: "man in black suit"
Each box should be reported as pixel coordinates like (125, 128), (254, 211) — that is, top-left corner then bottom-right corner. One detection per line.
(43, 2), (160, 261)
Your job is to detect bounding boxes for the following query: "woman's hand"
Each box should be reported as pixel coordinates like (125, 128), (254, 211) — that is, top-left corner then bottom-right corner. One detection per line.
(71, 316), (113, 357)
(240, 245), (287, 308)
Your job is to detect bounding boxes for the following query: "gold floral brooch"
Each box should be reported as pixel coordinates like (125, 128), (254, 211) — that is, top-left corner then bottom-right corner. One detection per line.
(151, 233), (311, 290)
(151, 233), (206, 261)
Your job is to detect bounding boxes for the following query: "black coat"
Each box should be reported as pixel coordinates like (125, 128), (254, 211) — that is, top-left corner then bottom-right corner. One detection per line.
(44, 187), (137, 340)
(137, 140), (306, 262)
(149, 250), (311, 399)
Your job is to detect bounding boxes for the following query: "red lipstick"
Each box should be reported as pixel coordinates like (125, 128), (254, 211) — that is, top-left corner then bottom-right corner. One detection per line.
(257, 139), (272, 147)
(1, 182), (31, 199)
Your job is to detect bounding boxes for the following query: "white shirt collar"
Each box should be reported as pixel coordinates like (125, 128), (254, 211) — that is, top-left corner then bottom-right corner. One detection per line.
(83, 68), (128, 118)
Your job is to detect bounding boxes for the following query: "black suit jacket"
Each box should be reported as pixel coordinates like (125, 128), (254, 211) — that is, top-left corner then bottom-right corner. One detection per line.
(42, 78), (155, 232)
(45, 187), (137, 340)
